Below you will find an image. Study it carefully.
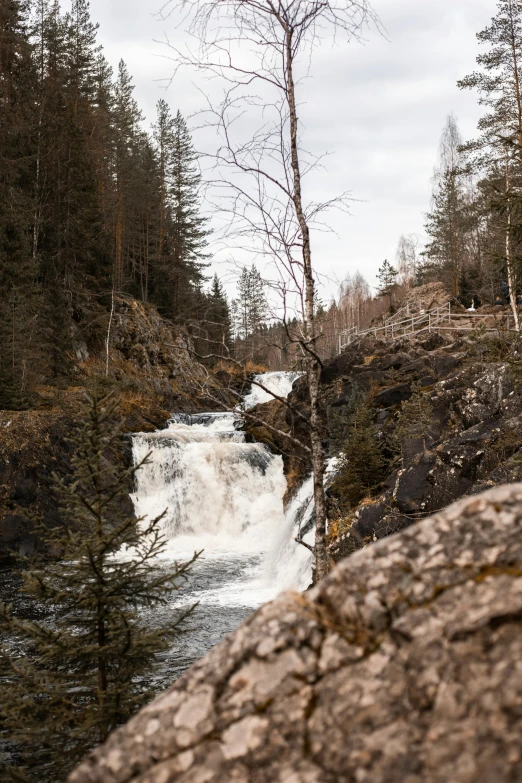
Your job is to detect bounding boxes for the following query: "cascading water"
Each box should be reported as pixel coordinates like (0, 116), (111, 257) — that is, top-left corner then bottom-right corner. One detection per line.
(132, 413), (285, 550)
(241, 370), (303, 409)
(0, 373), (322, 699)
(129, 371), (318, 679)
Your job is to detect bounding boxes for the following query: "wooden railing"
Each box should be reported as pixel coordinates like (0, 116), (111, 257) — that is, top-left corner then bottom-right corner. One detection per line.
(337, 303), (518, 353)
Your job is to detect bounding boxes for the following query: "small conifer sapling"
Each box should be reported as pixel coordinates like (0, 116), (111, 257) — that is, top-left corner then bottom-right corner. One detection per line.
(0, 393), (199, 781)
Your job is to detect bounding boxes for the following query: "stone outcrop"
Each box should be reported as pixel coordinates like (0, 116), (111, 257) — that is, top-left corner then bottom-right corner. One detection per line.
(77, 296), (225, 410)
(71, 483), (522, 783)
(243, 328), (522, 555)
(315, 329), (522, 559)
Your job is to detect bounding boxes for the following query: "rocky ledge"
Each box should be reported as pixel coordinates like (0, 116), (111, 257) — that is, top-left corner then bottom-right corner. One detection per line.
(71, 483), (522, 783)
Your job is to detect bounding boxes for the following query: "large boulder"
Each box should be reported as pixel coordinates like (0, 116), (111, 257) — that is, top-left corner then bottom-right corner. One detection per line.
(71, 484), (522, 783)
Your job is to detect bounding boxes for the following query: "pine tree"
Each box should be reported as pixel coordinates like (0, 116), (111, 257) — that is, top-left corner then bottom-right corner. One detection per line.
(331, 393), (386, 512)
(247, 264), (268, 332)
(153, 99), (174, 281)
(458, 0), (522, 165)
(0, 1), (213, 394)
(0, 394), (198, 781)
(233, 265), (268, 339)
(206, 274), (232, 356)
(129, 133), (162, 302)
(458, 0), (522, 327)
(421, 117), (472, 296)
(166, 110), (209, 322)
(376, 259), (398, 309)
(394, 383), (434, 454)
(0, 0), (43, 408)
(91, 52), (115, 229)
(112, 59), (143, 291)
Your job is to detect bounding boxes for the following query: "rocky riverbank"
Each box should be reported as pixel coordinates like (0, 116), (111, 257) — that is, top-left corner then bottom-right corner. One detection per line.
(247, 318), (522, 562)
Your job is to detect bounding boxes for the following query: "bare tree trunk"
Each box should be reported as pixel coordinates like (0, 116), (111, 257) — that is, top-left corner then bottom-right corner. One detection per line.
(505, 158), (520, 331)
(285, 30), (329, 581)
(105, 287), (115, 377)
(164, 0), (376, 582)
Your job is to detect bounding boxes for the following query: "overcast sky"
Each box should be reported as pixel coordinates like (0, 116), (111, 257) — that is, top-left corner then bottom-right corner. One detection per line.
(89, 0), (494, 301)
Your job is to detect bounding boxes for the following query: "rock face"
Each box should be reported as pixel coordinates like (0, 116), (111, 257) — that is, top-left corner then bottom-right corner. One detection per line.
(71, 483), (522, 783)
(314, 330), (522, 559)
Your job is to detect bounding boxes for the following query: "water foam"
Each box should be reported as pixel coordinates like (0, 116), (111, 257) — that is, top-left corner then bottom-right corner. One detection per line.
(242, 371), (302, 409)
(130, 379), (318, 608)
(132, 412), (286, 556)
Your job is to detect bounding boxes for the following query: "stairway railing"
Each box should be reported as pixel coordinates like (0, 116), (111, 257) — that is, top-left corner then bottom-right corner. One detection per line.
(337, 303), (517, 353)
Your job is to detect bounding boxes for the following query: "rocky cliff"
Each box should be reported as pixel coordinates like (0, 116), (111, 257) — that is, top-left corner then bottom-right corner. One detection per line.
(0, 297), (230, 559)
(320, 329), (522, 558)
(248, 322), (522, 561)
(70, 483), (522, 783)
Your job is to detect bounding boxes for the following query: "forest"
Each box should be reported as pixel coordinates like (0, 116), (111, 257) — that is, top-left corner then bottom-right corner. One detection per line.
(0, 0), (235, 410)
(3, 0), (522, 781)
(3, 0), (522, 407)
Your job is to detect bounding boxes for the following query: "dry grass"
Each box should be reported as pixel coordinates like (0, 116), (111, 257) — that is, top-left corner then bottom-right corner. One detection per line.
(327, 513), (355, 543)
(212, 359), (269, 377)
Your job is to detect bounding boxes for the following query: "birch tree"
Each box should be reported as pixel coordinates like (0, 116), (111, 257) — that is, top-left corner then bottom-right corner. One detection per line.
(161, 0), (378, 580)
(459, 0), (522, 327)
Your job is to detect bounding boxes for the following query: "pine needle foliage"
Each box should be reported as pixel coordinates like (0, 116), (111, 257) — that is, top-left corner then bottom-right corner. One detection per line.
(394, 383), (434, 454)
(0, 393), (198, 782)
(331, 393), (387, 512)
(376, 259), (398, 309)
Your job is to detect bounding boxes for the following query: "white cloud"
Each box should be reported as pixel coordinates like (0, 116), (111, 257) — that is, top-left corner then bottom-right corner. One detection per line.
(88, 0), (493, 299)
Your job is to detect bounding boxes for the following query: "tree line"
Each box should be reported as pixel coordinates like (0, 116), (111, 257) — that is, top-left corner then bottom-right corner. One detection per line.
(0, 0), (235, 409)
(394, 0), (522, 328)
(269, 0), (522, 367)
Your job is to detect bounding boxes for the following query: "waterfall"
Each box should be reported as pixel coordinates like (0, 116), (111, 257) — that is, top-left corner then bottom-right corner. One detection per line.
(242, 370), (303, 409)
(130, 372), (316, 612)
(131, 412), (286, 554)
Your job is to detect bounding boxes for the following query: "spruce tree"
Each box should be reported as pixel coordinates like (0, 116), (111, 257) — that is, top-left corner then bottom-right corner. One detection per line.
(0, 1), (214, 392)
(331, 393), (386, 513)
(0, 0), (42, 408)
(421, 117), (472, 296)
(153, 99), (175, 281)
(206, 274), (232, 355)
(233, 264), (268, 339)
(247, 264), (268, 332)
(458, 0), (522, 323)
(394, 382), (434, 454)
(376, 259), (398, 309)
(167, 110), (209, 322)
(0, 393), (198, 781)
(112, 59), (144, 290)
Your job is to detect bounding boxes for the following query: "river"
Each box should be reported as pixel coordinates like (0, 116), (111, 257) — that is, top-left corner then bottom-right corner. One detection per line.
(1, 372), (316, 691)
(128, 371), (315, 686)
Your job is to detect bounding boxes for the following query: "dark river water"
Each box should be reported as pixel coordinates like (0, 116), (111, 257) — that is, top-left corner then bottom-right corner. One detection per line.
(0, 552), (262, 691)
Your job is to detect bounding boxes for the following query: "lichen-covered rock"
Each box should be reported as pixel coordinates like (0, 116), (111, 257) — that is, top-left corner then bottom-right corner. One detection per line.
(70, 483), (522, 783)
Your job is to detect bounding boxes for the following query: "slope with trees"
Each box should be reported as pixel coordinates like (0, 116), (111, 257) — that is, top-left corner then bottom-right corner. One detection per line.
(0, 0), (219, 410)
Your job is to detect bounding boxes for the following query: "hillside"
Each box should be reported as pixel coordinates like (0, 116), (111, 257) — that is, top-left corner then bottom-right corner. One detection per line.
(247, 304), (522, 564)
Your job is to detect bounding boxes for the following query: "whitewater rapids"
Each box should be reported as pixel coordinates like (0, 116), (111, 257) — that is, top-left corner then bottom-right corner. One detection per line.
(129, 372), (316, 678)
